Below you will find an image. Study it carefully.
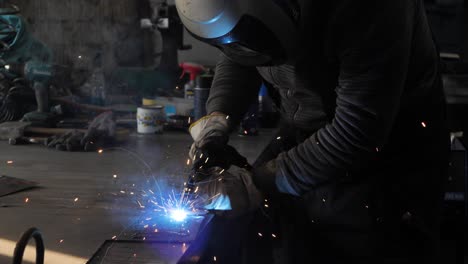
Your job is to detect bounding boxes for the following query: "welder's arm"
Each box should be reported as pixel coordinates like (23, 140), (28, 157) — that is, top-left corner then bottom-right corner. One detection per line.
(206, 55), (263, 124)
(189, 56), (262, 170)
(254, 1), (416, 195)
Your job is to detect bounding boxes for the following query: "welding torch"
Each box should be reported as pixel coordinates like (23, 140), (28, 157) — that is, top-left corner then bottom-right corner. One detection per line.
(183, 160), (253, 201)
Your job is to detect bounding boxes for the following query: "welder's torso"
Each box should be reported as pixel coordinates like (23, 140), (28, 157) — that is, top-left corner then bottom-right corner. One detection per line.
(251, 0), (449, 260)
(256, 63), (337, 132)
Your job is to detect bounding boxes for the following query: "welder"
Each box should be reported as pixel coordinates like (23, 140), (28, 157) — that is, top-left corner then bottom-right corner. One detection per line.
(177, 0), (449, 263)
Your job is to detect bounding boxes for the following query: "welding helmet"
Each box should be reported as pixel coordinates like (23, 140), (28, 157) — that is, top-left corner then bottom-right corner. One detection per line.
(175, 0), (300, 66)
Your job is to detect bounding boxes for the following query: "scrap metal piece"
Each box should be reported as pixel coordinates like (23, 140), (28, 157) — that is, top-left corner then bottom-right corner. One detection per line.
(0, 175), (38, 197)
(87, 240), (189, 264)
(0, 121), (31, 140)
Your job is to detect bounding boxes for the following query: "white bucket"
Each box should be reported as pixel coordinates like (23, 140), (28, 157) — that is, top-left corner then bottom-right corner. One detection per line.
(137, 106), (165, 134)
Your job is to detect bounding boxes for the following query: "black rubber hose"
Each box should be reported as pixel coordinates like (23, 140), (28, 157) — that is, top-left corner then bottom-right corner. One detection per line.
(0, 105), (11, 121)
(0, 101), (13, 121)
(0, 105), (9, 122)
(2, 94), (20, 121)
(6, 109), (14, 121)
(8, 86), (26, 94)
(12, 227), (45, 264)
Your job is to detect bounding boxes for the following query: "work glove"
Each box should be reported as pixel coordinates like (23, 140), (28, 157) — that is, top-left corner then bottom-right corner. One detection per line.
(47, 111), (116, 151)
(189, 114), (250, 170)
(250, 160), (279, 193)
(81, 111), (116, 151)
(46, 130), (85, 151)
(191, 166), (262, 218)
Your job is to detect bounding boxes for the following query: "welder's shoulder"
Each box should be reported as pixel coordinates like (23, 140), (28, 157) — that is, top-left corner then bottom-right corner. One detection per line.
(330, 0), (419, 53)
(339, 0), (417, 13)
(332, 0), (418, 28)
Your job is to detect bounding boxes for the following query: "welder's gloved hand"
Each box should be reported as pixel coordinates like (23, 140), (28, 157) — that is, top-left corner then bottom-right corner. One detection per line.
(189, 114), (250, 170)
(191, 142), (251, 171)
(251, 160), (280, 194)
(192, 166), (262, 218)
(81, 111), (116, 151)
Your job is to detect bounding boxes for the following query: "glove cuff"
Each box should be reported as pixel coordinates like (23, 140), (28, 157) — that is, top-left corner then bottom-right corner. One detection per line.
(189, 114), (231, 144)
(252, 160), (279, 194)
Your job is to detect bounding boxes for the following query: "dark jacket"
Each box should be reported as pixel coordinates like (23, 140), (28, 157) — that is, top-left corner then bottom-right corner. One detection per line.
(207, 0), (449, 261)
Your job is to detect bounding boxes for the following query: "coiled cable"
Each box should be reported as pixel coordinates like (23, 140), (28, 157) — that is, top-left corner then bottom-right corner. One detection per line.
(12, 227), (45, 264)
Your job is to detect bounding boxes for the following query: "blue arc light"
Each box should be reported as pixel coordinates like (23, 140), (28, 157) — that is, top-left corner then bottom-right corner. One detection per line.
(170, 209), (188, 222)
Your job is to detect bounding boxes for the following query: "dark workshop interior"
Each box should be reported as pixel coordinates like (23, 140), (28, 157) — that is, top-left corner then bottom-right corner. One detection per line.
(0, 0), (466, 263)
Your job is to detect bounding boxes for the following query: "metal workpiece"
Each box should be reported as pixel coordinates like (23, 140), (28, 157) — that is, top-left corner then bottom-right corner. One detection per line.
(97, 209), (259, 264)
(88, 240), (189, 264)
(177, 213), (257, 264)
(87, 202), (209, 263)
(8, 136), (47, 145)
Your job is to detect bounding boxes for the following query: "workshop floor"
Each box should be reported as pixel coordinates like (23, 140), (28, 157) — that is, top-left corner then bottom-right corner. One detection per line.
(0, 130), (273, 264)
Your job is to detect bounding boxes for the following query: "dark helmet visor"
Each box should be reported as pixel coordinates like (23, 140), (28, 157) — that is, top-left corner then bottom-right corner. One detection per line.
(189, 15), (286, 66)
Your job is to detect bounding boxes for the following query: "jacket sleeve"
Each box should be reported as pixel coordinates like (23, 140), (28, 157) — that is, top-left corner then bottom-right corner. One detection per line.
(262, 1), (419, 196)
(206, 55), (263, 124)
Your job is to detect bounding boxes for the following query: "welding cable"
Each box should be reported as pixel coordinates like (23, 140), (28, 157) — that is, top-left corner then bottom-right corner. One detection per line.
(6, 109), (14, 121)
(12, 227), (45, 264)
(2, 108), (15, 122)
(0, 96), (6, 108)
(0, 87), (31, 121)
(12, 78), (26, 84)
(0, 104), (9, 122)
(1, 110), (10, 122)
(0, 80), (7, 88)
(1, 101), (13, 119)
(0, 20), (16, 35)
(8, 85), (25, 94)
(0, 101), (5, 110)
(0, 97), (15, 121)
(0, 40), (9, 51)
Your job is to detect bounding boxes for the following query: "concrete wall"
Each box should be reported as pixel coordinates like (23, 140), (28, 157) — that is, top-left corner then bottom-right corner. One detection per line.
(6, 0), (221, 99)
(164, 0), (222, 66)
(11, 0), (221, 68)
(179, 31), (222, 67)
(12, 0), (146, 70)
